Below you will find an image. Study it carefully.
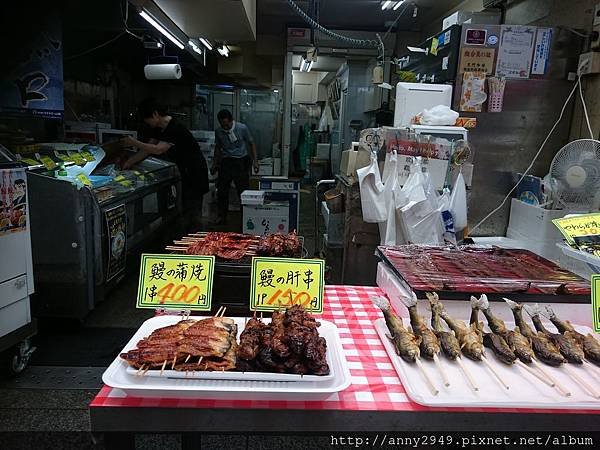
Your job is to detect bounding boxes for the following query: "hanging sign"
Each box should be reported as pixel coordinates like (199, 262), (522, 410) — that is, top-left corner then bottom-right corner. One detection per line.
(105, 204), (127, 282)
(137, 254), (214, 311)
(250, 257), (325, 312)
(591, 275), (600, 332)
(531, 28), (553, 75)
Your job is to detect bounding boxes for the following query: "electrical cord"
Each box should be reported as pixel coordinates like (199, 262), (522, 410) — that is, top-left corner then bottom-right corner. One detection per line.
(64, 32), (126, 61)
(470, 66), (594, 234)
(578, 76), (594, 139)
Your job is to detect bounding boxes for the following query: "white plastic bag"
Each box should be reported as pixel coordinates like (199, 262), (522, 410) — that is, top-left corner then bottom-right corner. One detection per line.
(419, 105), (459, 126)
(378, 151), (399, 245)
(449, 172), (468, 230)
(357, 153), (386, 222)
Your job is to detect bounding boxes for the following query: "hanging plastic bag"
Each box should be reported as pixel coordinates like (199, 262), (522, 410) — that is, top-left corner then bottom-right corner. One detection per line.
(378, 151), (399, 245)
(449, 172), (468, 230)
(357, 152), (386, 223)
(318, 101), (334, 132)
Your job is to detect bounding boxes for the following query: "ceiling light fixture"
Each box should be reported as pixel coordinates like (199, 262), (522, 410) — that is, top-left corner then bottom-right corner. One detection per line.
(393, 1), (405, 10)
(381, 1), (392, 10)
(139, 9), (185, 49)
(217, 45), (230, 57)
(300, 57), (313, 72)
(199, 37), (213, 51)
(188, 40), (203, 55)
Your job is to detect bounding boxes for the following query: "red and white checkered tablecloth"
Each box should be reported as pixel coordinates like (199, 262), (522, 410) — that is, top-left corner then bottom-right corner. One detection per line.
(90, 285), (600, 414)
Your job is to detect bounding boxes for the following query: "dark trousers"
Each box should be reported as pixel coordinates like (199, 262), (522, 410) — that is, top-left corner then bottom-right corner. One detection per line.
(217, 157), (250, 218)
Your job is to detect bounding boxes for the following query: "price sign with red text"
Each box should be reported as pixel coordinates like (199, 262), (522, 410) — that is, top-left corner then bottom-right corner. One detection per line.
(250, 257), (325, 313)
(136, 254), (214, 311)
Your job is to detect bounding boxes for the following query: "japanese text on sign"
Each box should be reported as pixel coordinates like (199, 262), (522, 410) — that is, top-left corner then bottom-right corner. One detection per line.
(136, 254), (214, 311)
(553, 213), (600, 245)
(250, 257), (325, 313)
(591, 275), (600, 333)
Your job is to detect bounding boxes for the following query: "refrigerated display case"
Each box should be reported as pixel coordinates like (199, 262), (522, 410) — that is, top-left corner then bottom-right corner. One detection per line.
(20, 147), (182, 319)
(0, 145), (37, 375)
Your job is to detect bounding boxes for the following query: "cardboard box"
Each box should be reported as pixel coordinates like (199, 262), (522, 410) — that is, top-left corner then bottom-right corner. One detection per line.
(442, 11), (501, 30)
(240, 190), (265, 206)
(243, 201), (289, 236)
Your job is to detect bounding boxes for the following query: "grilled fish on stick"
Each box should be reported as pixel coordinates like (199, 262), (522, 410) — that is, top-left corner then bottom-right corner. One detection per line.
(427, 293), (461, 360)
(372, 296), (421, 363)
(543, 306), (600, 366)
(525, 304), (584, 364)
(402, 292), (441, 360)
(504, 299), (565, 367)
(433, 297), (484, 361)
(471, 296), (516, 365)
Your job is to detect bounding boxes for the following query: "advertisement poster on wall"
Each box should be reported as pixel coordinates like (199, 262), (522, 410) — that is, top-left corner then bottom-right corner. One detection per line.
(0, 12), (63, 119)
(105, 205), (127, 282)
(0, 169), (28, 236)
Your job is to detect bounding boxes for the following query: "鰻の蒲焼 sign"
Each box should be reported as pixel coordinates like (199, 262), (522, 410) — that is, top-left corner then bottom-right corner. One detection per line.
(250, 257), (325, 313)
(136, 254), (214, 311)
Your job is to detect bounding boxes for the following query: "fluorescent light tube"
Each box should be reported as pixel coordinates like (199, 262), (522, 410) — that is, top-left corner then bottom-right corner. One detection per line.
(188, 40), (202, 55)
(217, 45), (229, 57)
(139, 10), (185, 50)
(393, 1), (405, 10)
(382, 1), (392, 10)
(199, 38), (213, 51)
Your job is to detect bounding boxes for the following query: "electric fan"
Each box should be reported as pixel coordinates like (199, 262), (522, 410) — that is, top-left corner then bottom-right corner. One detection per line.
(549, 139), (600, 210)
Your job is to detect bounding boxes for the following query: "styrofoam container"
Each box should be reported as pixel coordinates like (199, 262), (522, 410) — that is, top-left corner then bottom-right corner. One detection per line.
(507, 199), (565, 243)
(240, 190), (265, 206)
(376, 318), (600, 409)
(557, 243), (599, 280)
(103, 316), (351, 398)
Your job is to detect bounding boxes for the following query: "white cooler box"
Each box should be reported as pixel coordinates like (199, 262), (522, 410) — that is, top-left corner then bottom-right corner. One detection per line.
(243, 201), (289, 236)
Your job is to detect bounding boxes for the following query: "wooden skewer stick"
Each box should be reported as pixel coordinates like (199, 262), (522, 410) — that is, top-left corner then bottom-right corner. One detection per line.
(433, 354), (450, 387)
(415, 358), (439, 396)
(215, 306), (224, 317)
(197, 356), (204, 367)
(584, 360), (600, 379)
(160, 360), (167, 376)
(165, 246), (187, 252)
(456, 357), (479, 392)
(136, 365), (146, 376)
(141, 366), (151, 376)
(482, 356), (509, 390)
(515, 360), (554, 388)
(531, 359), (571, 397)
(184, 355), (191, 363)
(563, 364), (600, 399)
(171, 355), (177, 370)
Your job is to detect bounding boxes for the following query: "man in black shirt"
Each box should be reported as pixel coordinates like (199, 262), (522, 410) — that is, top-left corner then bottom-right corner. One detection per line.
(121, 98), (209, 217)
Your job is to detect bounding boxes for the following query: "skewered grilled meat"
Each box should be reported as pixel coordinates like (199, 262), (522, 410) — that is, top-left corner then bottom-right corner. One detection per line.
(505, 327), (535, 364)
(372, 296), (421, 363)
(235, 305), (329, 375)
(257, 231), (302, 257)
(504, 298), (565, 366)
(120, 317), (237, 371)
(525, 304), (584, 364)
(475, 294), (509, 336)
(544, 306), (600, 366)
(402, 292), (440, 360)
(427, 293), (461, 360)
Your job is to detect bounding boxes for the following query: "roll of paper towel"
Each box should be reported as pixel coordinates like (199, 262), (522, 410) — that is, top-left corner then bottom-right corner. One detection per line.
(144, 64), (182, 80)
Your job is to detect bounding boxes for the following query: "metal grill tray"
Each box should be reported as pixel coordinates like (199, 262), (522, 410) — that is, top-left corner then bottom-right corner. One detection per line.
(102, 316), (351, 398)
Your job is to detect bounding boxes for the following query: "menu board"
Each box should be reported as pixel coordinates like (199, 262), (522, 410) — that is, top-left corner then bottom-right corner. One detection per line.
(495, 25), (536, 79)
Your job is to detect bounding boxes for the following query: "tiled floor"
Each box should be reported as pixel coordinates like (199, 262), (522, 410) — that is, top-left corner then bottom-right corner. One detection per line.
(0, 185), (334, 449)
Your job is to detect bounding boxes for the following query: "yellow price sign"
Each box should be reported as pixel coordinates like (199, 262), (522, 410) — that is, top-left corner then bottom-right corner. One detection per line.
(250, 257), (325, 313)
(76, 173), (92, 187)
(21, 158), (41, 166)
(80, 150), (96, 162)
(137, 254), (214, 311)
(69, 152), (87, 166)
(553, 213), (600, 245)
(39, 155), (57, 170)
(592, 275), (600, 332)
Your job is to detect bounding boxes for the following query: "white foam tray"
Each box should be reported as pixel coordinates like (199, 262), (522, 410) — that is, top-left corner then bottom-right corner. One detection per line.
(102, 316), (351, 398)
(375, 318), (600, 409)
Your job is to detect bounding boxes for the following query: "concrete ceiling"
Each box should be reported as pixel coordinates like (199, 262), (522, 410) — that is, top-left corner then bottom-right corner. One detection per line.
(257, 0), (467, 35)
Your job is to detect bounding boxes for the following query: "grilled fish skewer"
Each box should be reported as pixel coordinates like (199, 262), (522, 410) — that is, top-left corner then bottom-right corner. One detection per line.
(503, 299), (565, 367)
(372, 297), (438, 395)
(525, 304), (584, 364)
(427, 292), (478, 392)
(402, 293), (448, 387)
(543, 306), (600, 367)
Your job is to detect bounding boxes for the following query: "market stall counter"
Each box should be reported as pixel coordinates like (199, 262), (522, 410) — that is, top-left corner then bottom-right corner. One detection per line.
(90, 286), (600, 442)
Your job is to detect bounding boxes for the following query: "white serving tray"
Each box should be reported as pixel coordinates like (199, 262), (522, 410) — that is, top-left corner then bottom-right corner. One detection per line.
(102, 316), (351, 398)
(375, 318), (600, 410)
